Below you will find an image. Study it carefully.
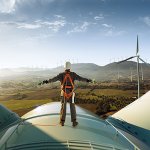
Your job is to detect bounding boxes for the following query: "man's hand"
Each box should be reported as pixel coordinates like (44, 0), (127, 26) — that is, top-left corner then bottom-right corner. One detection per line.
(38, 80), (49, 85)
(43, 80), (49, 84)
(87, 79), (92, 83)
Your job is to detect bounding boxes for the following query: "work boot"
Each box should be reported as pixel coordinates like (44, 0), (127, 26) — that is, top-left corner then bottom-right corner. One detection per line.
(60, 121), (64, 126)
(72, 121), (78, 127)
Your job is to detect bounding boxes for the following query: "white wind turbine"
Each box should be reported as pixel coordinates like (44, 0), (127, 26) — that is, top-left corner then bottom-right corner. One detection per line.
(117, 36), (147, 98)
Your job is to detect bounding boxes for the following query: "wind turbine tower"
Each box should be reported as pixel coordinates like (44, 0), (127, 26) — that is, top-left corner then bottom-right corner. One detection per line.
(141, 63), (144, 81)
(130, 67), (133, 82)
(117, 36), (147, 98)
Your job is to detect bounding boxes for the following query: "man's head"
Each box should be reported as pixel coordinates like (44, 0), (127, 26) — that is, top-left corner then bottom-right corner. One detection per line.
(65, 61), (71, 71)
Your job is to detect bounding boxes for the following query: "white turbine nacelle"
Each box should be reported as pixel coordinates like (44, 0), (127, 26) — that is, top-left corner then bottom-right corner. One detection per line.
(1, 100), (149, 150)
(107, 91), (150, 149)
(110, 91), (150, 130)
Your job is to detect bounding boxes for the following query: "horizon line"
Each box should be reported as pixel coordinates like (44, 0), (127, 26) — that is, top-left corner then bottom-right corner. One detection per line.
(0, 60), (142, 69)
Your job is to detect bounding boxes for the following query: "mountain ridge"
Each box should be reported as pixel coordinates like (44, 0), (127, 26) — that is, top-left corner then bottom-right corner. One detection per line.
(0, 61), (150, 81)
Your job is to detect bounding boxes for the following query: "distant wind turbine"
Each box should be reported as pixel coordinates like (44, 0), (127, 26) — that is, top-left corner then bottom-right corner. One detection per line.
(117, 35), (147, 98)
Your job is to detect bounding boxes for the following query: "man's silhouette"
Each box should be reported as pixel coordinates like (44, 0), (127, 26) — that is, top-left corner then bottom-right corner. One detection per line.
(40, 62), (92, 127)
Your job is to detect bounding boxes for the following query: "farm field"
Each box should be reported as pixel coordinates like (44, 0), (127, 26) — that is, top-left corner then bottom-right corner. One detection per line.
(0, 81), (149, 118)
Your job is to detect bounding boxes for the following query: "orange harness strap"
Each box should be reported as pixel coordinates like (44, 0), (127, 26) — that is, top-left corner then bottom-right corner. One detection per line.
(62, 73), (74, 100)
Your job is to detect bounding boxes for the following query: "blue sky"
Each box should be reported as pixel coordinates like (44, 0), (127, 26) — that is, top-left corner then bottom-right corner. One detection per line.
(0, 0), (150, 68)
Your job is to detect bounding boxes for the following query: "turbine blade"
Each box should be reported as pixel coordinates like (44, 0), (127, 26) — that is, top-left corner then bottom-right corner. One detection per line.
(117, 56), (136, 64)
(136, 35), (139, 55)
(139, 57), (147, 64)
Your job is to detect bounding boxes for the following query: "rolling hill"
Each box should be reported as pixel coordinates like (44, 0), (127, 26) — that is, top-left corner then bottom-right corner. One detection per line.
(0, 61), (150, 81)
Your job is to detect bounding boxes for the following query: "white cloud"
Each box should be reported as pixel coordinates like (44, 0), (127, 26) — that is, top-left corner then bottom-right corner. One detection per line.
(67, 22), (90, 34)
(0, 21), (41, 29)
(43, 20), (66, 32)
(17, 23), (41, 29)
(102, 23), (112, 28)
(101, 23), (126, 37)
(141, 16), (150, 26)
(0, 21), (16, 27)
(0, 16), (66, 32)
(94, 14), (104, 20)
(81, 22), (89, 30)
(54, 15), (65, 20)
(105, 29), (126, 37)
(0, 0), (56, 14)
(0, 0), (16, 13)
(18, 20), (66, 32)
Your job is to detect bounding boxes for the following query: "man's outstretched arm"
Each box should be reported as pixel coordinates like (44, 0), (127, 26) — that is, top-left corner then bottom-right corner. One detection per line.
(74, 73), (92, 82)
(39, 74), (62, 85)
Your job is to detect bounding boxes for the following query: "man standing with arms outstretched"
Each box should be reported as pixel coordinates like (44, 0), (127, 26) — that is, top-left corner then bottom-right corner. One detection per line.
(40, 62), (92, 127)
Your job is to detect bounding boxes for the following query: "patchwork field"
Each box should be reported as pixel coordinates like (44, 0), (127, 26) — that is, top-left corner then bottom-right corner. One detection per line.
(0, 81), (149, 118)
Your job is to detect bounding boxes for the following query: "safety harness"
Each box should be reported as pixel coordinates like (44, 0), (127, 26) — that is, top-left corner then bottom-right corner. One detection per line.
(62, 72), (74, 100)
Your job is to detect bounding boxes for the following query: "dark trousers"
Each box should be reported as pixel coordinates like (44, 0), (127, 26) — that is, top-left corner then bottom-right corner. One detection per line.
(60, 96), (76, 123)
